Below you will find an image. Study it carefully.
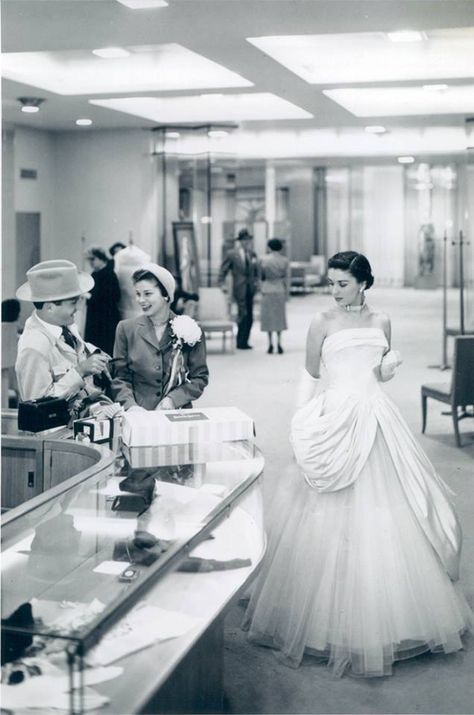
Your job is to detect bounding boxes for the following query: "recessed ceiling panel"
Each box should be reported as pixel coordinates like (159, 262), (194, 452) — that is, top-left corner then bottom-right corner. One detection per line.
(89, 93), (312, 121)
(247, 28), (474, 84)
(0, 44), (253, 95)
(323, 85), (474, 117)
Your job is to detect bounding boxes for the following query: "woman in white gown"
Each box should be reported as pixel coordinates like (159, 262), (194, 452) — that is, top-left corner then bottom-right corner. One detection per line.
(244, 251), (473, 677)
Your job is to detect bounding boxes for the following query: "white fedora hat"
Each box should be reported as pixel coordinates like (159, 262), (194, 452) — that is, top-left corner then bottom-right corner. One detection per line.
(16, 260), (94, 302)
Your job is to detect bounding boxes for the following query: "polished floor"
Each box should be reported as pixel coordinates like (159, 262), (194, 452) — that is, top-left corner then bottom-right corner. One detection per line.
(202, 287), (474, 715)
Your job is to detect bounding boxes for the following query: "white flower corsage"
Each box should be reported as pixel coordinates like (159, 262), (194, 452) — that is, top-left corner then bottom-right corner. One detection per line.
(164, 316), (202, 396)
(169, 315), (202, 349)
(379, 350), (403, 382)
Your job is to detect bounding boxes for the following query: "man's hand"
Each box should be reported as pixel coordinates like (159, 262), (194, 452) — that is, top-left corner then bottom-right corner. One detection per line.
(156, 396), (175, 410)
(77, 353), (110, 378)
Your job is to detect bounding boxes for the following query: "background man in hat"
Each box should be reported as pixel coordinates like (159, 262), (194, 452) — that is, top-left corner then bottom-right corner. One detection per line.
(218, 228), (259, 349)
(15, 259), (111, 406)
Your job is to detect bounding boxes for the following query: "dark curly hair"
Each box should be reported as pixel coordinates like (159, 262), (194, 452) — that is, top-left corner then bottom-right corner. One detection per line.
(327, 251), (374, 290)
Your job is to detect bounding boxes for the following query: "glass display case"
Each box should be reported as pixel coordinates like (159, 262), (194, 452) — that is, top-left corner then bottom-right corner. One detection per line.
(1, 437), (265, 714)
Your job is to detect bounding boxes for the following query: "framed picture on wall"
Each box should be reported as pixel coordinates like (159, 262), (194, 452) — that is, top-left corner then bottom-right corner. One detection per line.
(172, 221), (200, 294)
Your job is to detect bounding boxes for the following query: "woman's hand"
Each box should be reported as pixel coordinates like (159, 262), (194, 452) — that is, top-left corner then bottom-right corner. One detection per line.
(156, 396), (175, 410)
(376, 350), (403, 382)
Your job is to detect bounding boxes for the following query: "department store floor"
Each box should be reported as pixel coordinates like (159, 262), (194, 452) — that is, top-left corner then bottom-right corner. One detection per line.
(202, 287), (474, 715)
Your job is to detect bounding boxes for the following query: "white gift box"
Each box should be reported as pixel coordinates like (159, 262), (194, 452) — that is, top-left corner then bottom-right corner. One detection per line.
(121, 407), (255, 450)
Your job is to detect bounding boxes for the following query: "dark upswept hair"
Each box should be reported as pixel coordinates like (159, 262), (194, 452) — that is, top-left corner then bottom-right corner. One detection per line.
(267, 238), (283, 252)
(327, 251), (374, 290)
(85, 246), (109, 263)
(132, 269), (169, 299)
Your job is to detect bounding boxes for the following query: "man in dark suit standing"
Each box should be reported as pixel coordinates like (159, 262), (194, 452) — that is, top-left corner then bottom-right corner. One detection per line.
(219, 229), (259, 350)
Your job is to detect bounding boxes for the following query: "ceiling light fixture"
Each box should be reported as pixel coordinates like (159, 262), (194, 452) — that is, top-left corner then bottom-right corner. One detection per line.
(386, 30), (427, 43)
(364, 125), (387, 134)
(116, 0), (168, 7)
(165, 131), (180, 138)
(76, 118), (93, 126)
(92, 47), (130, 59)
(18, 96), (45, 113)
(208, 129), (229, 138)
(323, 85), (474, 117)
(398, 156), (415, 164)
(422, 83), (449, 92)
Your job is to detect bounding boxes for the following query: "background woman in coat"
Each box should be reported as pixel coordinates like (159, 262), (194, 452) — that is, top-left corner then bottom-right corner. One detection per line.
(84, 246), (121, 355)
(259, 239), (289, 354)
(111, 263), (208, 411)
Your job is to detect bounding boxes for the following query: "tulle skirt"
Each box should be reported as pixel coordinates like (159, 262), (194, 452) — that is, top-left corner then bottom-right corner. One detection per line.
(243, 428), (473, 677)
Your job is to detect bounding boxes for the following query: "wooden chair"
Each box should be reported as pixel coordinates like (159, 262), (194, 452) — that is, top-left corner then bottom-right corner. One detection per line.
(197, 287), (235, 352)
(421, 336), (474, 447)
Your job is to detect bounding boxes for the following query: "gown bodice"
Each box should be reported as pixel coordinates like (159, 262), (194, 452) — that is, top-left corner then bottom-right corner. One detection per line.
(321, 327), (388, 396)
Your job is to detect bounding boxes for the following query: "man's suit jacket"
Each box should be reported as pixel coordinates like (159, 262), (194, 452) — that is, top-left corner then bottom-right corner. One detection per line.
(111, 314), (209, 411)
(15, 312), (95, 402)
(218, 246), (259, 302)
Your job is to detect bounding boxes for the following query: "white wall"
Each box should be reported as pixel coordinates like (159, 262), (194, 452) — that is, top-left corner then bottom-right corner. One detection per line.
(2, 129), (15, 299)
(54, 129), (159, 267)
(13, 126), (57, 269)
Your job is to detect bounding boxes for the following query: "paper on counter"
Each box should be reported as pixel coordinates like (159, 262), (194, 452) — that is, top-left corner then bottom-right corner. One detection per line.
(1, 677), (109, 711)
(87, 603), (202, 666)
(91, 476), (125, 496)
(93, 560), (130, 575)
(32, 597), (105, 632)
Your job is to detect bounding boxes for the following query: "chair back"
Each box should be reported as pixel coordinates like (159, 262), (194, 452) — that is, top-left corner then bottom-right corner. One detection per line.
(198, 287), (230, 321)
(451, 336), (474, 406)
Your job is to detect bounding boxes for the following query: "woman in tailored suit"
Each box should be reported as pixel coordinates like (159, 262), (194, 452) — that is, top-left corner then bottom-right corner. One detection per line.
(111, 263), (209, 411)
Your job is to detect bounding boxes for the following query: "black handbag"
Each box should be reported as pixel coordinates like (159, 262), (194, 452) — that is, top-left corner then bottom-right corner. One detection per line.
(18, 396), (70, 433)
(111, 494), (149, 514)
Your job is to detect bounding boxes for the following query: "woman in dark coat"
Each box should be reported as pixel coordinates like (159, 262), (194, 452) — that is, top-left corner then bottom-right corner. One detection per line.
(84, 246), (121, 355)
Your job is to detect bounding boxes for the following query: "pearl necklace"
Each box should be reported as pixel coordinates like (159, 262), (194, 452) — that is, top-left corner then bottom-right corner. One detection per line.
(344, 303), (365, 313)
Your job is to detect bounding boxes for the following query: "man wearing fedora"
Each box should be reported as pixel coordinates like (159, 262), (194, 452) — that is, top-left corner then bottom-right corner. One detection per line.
(15, 260), (111, 407)
(218, 228), (259, 350)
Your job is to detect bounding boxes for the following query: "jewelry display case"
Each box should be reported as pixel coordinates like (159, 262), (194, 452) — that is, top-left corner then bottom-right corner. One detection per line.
(1, 436), (265, 714)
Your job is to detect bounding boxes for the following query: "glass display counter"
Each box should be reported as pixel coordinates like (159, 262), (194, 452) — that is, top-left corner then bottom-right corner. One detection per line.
(1, 436), (265, 714)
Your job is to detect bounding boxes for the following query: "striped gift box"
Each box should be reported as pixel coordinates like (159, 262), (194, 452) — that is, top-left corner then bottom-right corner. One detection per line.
(121, 407), (255, 451)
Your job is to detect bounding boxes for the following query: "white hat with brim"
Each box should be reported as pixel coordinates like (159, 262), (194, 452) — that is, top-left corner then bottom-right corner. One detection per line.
(135, 263), (176, 301)
(16, 260), (94, 302)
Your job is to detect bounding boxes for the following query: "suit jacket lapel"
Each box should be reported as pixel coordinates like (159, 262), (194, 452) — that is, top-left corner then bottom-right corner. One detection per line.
(159, 321), (173, 352)
(137, 315), (175, 352)
(137, 316), (161, 351)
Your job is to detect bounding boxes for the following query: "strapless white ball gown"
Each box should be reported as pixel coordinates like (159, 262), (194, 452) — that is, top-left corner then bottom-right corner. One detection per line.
(244, 328), (473, 677)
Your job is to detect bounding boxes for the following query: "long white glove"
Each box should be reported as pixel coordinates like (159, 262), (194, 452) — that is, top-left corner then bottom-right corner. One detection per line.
(295, 368), (321, 409)
(379, 350), (403, 382)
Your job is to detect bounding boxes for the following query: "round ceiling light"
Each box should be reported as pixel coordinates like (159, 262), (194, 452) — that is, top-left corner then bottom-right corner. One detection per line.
(18, 97), (45, 113)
